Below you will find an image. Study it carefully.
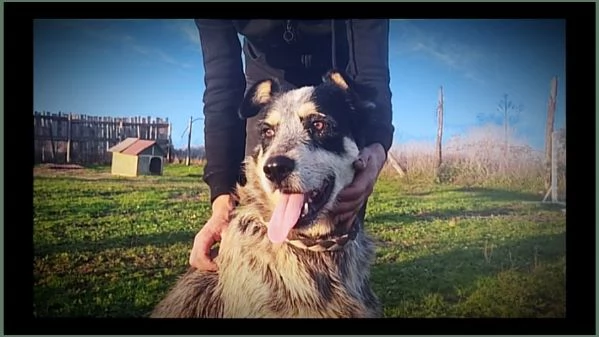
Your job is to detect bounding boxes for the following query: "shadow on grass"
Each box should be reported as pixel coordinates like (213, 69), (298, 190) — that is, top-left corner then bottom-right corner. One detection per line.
(404, 186), (541, 202)
(34, 175), (202, 184)
(450, 186), (541, 202)
(372, 232), (566, 317)
(369, 186), (550, 224)
(33, 226), (565, 318)
(367, 205), (518, 224)
(35, 230), (196, 256)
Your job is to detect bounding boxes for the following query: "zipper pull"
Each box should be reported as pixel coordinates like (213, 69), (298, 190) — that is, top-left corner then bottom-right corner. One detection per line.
(283, 20), (295, 44)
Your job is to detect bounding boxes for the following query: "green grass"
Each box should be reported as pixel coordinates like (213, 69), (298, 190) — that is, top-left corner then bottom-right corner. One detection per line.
(33, 164), (566, 317)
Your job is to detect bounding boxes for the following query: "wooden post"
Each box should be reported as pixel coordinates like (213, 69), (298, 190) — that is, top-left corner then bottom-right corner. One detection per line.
(66, 113), (72, 163)
(542, 130), (560, 204)
(119, 119), (124, 141)
(57, 112), (62, 162)
(141, 117), (145, 138)
(137, 116), (141, 138)
(435, 85), (444, 176)
(106, 117), (110, 151)
(544, 76), (557, 190)
(34, 112), (40, 163)
(551, 131), (558, 202)
(167, 122), (173, 163)
(83, 115), (87, 163)
(40, 112), (45, 162)
(48, 115), (56, 163)
(387, 153), (406, 177)
(186, 116), (192, 166)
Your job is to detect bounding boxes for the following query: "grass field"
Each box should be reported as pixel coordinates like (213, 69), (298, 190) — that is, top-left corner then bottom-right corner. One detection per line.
(33, 163), (566, 318)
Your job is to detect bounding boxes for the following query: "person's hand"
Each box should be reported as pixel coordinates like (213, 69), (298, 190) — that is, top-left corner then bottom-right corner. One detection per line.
(189, 194), (234, 271)
(333, 143), (387, 230)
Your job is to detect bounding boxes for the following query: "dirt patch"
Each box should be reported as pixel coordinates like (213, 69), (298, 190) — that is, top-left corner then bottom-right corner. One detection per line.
(41, 164), (86, 170)
(33, 165), (115, 180)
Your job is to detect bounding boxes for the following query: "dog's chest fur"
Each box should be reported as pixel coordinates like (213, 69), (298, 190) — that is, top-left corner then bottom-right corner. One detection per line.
(213, 210), (380, 318)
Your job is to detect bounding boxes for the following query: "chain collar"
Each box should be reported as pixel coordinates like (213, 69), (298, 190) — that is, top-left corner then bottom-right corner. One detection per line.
(285, 220), (360, 252)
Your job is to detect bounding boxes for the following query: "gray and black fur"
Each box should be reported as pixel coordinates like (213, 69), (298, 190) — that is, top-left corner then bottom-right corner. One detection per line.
(151, 70), (382, 318)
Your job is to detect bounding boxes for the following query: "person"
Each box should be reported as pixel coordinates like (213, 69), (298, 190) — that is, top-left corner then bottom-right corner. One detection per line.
(190, 19), (395, 271)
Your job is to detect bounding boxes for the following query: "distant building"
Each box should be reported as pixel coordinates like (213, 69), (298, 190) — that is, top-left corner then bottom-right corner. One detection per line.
(108, 137), (166, 177)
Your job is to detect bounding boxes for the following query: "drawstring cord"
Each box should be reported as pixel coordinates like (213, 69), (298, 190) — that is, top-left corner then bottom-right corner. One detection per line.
(331, 19), (337, 70)
(345, 19), (357, 77)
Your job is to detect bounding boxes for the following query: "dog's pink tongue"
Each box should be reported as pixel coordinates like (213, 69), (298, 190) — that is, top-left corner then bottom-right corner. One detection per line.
(268, 193), (304, 243)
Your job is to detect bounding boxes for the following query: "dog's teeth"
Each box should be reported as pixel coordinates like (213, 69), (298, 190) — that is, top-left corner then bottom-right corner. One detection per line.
(302, 202), (309, 216)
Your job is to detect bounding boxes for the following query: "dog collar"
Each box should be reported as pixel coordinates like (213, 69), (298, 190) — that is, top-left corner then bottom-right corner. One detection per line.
(285, 220), (360, 252)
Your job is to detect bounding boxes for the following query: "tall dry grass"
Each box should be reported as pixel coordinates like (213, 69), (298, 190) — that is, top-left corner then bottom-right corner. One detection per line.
(381, 125), (566, 199)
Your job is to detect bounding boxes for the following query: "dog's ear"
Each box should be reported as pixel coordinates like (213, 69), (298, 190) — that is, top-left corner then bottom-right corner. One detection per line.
(239, 79), (280, 120)
(322, 69), (378, 111)
(322, 69), (352, 91)
(323, 70), (377, 150)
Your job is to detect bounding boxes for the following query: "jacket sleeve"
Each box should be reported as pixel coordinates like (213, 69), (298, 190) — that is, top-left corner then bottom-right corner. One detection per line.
(195, 19), (247, 204)
(346, 19), (395, 156)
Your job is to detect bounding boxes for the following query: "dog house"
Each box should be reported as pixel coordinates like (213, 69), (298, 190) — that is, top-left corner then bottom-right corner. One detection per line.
(108, 137), (166, 177)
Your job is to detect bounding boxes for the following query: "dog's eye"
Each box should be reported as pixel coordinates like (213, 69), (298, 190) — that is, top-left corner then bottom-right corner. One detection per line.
(312, 121), (325, 131)
(263, 128), (275, 138)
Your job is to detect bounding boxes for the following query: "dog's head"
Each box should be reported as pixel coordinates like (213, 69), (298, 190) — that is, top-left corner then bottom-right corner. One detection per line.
(239, 70), (377, 244)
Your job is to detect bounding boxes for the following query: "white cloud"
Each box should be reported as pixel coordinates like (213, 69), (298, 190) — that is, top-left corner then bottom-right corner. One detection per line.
(61, 19), (194, 69)
(130, 44), (192, 69)
(393, 20), (487, 85)
(165, 19), (201, 53)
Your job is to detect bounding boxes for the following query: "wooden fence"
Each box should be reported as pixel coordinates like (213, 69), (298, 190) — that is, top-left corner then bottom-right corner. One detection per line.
(33, 111), (173, 165)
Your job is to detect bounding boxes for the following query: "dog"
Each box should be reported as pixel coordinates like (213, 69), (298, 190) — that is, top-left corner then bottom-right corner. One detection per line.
(150, 70), (382, 318)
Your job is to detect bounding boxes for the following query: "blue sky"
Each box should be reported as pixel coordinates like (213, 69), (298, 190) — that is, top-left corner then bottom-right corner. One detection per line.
(34, 19), (566, 151)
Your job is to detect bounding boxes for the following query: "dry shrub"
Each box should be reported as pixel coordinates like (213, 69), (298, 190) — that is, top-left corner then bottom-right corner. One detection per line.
(384, 125), (566, 195)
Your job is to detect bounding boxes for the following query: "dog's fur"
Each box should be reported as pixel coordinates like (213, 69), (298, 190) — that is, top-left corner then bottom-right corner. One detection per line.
(150, 70), (382, 318)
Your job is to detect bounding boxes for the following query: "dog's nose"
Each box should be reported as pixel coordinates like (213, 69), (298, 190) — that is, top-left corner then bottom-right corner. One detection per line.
(263, 156), (295, 184)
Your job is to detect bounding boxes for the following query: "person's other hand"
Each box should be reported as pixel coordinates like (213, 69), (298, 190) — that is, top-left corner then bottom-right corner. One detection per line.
(189, 194), (234, 271)
(332, 143), (387, 230)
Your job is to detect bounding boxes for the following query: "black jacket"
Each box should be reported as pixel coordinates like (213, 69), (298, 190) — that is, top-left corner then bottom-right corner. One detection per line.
(195, 19), (395, 203)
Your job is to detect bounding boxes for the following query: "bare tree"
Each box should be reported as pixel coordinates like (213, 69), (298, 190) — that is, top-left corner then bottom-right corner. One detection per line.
(497, 94), (523, 163)
(474, 93), (522, 171)
(181, 116), (203, 166)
